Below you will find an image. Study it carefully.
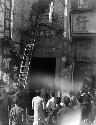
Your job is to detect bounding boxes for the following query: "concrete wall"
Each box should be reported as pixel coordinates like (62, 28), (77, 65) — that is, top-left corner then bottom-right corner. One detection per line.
(12, 0), (36, 51)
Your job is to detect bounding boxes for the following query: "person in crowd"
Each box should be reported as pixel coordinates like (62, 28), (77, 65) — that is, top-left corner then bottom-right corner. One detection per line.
(47, 97), (62, 125)
(88, 100), (96, 125)
(74, 94), (84, 112)
(56, 96), (71, 125)
(73, 91), (93, 124)
(60, 97), (65, 107)
(32, 89), (46, 125)
(55, 97), (62, 109)
(46, 91), (55, 113)
(46, 90), (50, 103)
(0, 89), (9, 125)
(70, 95), (78, 108)
(9, 96), (26, 125)
(81, 92), (93, 124)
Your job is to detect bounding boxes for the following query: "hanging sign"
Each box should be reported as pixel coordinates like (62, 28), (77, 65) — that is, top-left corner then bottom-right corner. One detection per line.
(71, 12), (96, 34)
(2, 0), (12, 85)
(71, 0), (91, 10)
(75, 39), (94, 62)
(4, 0), (12, 40)
(0, 0), (4, 38)
(35, 30), (55, 38)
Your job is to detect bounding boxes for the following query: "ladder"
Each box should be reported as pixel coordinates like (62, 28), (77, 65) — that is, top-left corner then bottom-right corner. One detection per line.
(17, 22), (37, 88)
(17, 43), (34, 88)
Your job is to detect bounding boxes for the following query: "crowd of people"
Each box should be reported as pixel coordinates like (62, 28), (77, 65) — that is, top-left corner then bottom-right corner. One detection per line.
(31, 89), (96, 125)
(7, 88), (96, 125)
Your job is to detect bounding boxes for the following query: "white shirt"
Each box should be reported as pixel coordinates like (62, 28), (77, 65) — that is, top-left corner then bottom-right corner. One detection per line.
(32, 96), (45, 122)
(46, 97), (55, 111)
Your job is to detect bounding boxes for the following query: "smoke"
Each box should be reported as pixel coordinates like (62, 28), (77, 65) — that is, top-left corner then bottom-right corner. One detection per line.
(1, 69), (83, 94)
(27, 73), (83, 93)
(58, 108), (82, 125)
(27, 73), (55, 89)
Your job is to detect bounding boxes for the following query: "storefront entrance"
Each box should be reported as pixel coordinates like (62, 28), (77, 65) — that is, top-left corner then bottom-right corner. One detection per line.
(28, 57), (56, 89)
(73, 61), (92, 92)
(27, 57), (56, 115)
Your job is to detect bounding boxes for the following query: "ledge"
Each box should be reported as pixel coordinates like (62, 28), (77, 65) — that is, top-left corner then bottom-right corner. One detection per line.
(71, 33), (96, 38)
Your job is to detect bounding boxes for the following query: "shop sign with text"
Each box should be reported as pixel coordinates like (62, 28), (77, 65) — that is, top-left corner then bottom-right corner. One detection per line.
(75, 39), (94, 62)
(71, 0), (93, 10)
(71, 12), (96, 34)
(0, 1), (4, 38)
(4, 0), (12, 40)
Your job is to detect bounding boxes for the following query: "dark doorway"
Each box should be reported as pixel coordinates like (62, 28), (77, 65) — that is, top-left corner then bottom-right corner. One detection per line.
(27, 57), (56, 90)
(27, 57), (56, 115)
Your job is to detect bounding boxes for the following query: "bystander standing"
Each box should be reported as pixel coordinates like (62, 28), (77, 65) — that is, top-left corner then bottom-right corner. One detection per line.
(9, 94), (26, 125)
(32, 89), (46, 125)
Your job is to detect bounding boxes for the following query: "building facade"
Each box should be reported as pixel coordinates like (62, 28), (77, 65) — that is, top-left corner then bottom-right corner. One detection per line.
(71, 0), (96, 92)
(11, 0), (72, 95)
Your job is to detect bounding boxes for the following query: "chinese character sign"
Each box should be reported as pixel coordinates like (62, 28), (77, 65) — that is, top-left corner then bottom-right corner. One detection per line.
(3, 72), (10, 84)
(9, 54), (20, 83)
(4, 0), (12, 40)
(0, 0), (4, 38)
(71, 12), (96, 34)
(2, 44), (11, 84)
(75, 15), (89, 32)
(3, 58), (11, 69)
(75, 39), (94, 62)
(2, 50), (20, 84)
(35, 30), (55, 37)
(1, 0), (20, 86)
(0, 56), (2, 73)
(77, 0), (90, 9)
(71, 0), (94, 10)
(3, 46), (11, 55)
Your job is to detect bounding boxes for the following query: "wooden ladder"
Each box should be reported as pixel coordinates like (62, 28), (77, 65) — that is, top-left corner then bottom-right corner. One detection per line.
(18, 44), (34, 88)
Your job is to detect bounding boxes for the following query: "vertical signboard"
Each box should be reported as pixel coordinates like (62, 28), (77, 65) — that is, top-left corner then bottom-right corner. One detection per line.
(61, 57), (73, 92)
(73, 62), (92, 91)
(75, 39), (94, 62)
(3, 0), (20, 89)
(0, 0), (20, 91)
(2, 0), (12, 85)
(0, 1), (4, 81)
(0, 2), (4, 38)
(4, 0), (12, 40)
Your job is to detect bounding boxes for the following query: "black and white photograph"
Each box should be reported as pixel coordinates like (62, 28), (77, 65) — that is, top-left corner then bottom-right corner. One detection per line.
(0, 0), (96, 125)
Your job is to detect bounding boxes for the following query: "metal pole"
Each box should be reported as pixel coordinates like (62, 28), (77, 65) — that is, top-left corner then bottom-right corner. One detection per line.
(72, 61), (74, 91)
